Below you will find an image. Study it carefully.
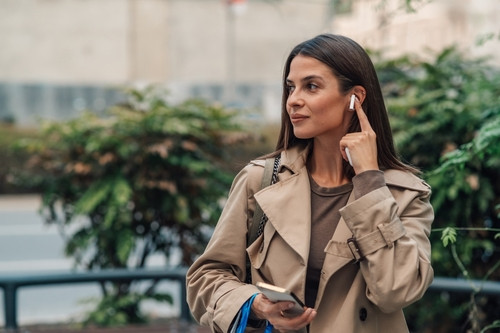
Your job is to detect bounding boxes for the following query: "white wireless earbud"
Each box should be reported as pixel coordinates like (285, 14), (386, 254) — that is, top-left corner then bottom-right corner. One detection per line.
(349, 94), (356, 111)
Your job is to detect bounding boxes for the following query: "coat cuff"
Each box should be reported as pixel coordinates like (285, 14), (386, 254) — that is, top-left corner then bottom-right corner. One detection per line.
(211, 284), (260, 332)
(352, 169), (385, 199)
(340, 187), (406, 259)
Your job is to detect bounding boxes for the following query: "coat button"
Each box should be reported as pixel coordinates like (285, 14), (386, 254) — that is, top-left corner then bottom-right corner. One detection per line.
(359, 308), (368, 321)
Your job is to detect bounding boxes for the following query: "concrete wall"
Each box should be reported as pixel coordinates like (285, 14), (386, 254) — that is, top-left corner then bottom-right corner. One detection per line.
(333, 0), (500, 64)
(0, 0), (131, 84)
(0, 0), (499, 125)
(0, 0), (332, 85)
(2, 0), (499, 84)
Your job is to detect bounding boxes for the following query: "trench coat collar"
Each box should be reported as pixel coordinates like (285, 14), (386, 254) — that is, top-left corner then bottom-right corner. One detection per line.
(279, 143), (310, 175)
(252, 144), (355, 266)
(253, 143), (357, 270)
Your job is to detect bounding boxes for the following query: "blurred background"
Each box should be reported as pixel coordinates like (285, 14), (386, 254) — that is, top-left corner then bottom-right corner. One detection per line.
(1, 0), (498, 126)
(1, 0), (499, 332)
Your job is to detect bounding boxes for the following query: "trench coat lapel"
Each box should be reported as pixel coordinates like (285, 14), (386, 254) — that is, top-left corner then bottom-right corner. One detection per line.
(254, 166), (311, 265)
(254, 163), (358, 278)
(253, 144), (357, 289)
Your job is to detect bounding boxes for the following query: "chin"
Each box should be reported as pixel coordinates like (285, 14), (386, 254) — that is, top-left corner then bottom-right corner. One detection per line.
(293, 130), (313, 139)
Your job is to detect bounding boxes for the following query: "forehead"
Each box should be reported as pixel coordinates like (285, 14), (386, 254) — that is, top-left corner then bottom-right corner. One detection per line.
(287, 55), (333, 80)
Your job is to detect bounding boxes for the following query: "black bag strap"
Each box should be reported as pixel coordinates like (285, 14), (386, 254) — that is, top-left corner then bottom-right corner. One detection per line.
(245, 156), (280, 284)
(247, 156), (281, 246)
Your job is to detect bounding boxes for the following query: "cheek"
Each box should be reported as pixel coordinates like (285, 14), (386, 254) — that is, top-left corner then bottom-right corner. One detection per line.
(317, 94), (343, 112)
(308, 93), (346, 122)
(318, 103), (345, 123)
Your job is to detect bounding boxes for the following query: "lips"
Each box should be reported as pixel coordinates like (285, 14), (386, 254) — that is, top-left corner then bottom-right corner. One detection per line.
(290, 114), (308, 123)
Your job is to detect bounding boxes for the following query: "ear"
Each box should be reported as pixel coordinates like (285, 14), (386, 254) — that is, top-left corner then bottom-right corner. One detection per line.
(352, 86), (366, 104)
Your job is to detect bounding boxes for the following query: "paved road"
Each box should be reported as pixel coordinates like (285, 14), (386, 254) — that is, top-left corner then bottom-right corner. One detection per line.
(0, 195), (182, 327)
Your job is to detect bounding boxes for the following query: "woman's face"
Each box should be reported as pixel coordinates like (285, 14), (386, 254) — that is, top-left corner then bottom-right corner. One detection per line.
(286, 55), (352, 141)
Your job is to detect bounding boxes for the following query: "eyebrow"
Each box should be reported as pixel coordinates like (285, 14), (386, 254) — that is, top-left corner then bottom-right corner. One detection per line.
(286, 75), (324, 84)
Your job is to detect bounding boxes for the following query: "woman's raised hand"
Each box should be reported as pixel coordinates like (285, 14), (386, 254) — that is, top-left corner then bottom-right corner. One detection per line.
(340, 96), (379, 174)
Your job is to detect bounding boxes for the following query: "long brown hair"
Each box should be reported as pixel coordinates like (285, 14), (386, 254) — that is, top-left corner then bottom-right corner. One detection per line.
(273, 34), (418, 176)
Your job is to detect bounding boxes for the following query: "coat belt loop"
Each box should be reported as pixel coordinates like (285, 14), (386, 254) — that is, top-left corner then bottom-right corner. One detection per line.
(377, 224), (394, 249)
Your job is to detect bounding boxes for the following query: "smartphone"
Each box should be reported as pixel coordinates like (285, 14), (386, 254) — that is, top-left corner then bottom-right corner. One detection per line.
(256, 281), (305, 317)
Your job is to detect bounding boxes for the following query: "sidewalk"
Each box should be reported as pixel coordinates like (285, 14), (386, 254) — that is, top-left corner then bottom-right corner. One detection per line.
(0, 194), (41, 211)
(12, 319), (211, 333)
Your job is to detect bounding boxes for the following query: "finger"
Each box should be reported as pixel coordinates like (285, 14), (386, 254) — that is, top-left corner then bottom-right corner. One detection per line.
(339, 139), (352, 165)
(274, 308), (316, 330)
(354, 98), (373, 132)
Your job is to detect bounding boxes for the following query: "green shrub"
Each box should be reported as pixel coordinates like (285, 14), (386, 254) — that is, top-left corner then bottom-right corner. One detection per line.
(10, 86), (253, 326)
(0, 123), (39, 194)
(377, 47), (500, 332)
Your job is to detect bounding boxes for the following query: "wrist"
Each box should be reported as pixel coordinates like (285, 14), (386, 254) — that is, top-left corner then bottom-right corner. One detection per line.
(248, 310), (267, 328)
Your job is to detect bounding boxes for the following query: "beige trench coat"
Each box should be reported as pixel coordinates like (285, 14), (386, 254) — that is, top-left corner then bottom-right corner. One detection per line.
(186, 145), (434, 332)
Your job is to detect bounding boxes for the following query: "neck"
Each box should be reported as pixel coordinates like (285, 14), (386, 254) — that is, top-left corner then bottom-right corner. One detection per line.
(308, 138), (349, 187)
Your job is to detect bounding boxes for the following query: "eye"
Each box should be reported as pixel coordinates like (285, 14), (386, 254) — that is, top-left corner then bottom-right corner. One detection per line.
(286, 84), (296, 93)
(306, 83), (319, 91)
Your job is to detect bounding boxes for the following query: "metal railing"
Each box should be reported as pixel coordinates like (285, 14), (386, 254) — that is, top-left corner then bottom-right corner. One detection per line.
(0, 267), (189, 331)
(1, 271), (499, 331)
(428, 276), (500, 296)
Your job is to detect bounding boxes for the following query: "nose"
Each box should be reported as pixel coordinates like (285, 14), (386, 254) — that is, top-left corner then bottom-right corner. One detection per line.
(287, 89), (304, 110)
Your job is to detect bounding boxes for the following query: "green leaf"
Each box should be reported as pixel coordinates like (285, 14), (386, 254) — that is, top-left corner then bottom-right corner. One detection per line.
(480, 319), (500, 333)
(150, 292), (174, 304)
(441, 227), (457, 248)
(75, 181), (112, 215)
(116, 229), (135, 265)
(103, 205), (117, 229)
(112, 177), (132, 206)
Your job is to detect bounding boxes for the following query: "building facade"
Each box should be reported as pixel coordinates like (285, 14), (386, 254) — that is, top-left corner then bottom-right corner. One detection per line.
(0, 0), (498, 125)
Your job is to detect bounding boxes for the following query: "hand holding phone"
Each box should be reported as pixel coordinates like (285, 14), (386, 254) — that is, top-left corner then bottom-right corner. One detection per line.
(256, 282), (305, 317)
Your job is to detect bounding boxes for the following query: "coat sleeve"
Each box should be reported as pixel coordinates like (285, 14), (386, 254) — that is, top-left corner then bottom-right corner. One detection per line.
(186, 164), (263, 332)
(339, 175), (434, 313)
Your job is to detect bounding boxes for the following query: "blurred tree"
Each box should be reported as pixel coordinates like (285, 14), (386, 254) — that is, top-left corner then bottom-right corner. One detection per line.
(376, 47), (500, 332)
(0, 123), (38, 194)
(10, 86), (252, 326)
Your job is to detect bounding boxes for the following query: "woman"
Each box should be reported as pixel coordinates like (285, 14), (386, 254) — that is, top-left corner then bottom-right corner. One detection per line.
(186, 34), (434, 332)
